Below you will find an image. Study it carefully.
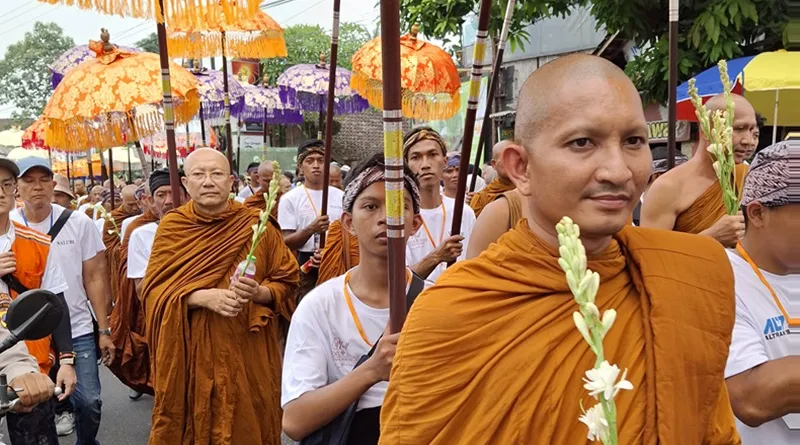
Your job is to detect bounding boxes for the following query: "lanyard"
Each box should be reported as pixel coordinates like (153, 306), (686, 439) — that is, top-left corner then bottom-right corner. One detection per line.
(420, 203), (446, 249)
(21, 205), (54, 231)
(736, 243), (797, 326)
(302, 186), (319, 217)
(343, 269), (412, 347)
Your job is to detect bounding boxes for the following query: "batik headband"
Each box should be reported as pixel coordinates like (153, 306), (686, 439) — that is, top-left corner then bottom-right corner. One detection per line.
(297, 140), (325, 165)
(342, 165), (421, 215)
(403, 128), (447, 160)
(741, 141), (796, 207)
(446, 152), (461, 169)
(134, 184), (146, 200)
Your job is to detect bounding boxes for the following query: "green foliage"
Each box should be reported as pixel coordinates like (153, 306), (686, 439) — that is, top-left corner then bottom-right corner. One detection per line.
(261, 22), (372, 85)
(135, 33), (159, 54)
(0, 22), (75, 121)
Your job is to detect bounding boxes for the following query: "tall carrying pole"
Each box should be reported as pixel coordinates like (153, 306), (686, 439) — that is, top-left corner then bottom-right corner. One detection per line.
(379, 0), (406, 334)
(127, 144), (133, 181)
(667, 0), (679, 170)
(262, 77), (270, 160)
(199, 105), (207, 146)
(88, 150), (95, 186)
(319, 0), (341, 249)
(108, 147), (115, 208)
(221, 32), (235, 173)
(156, 0), (182, 205)
(451, 0), (492, 244)
(470, 0), (517, 192)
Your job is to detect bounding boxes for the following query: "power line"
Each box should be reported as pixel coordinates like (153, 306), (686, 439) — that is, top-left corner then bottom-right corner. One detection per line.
(115, 21), (152, 41)
(0, 0), (38, 20)
(282, 0), (326, 25)
(0, 1), (46, 28)
(0, 5), (62, 40)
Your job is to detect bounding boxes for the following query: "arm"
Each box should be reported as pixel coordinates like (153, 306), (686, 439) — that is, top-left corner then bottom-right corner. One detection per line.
(410, 252), (442, 280)
(282, 226), (315, 251)
(727, 357), (800, 427)
(82, 253), (110, 330)
(639, 179), (679, 230)
(466, 198), (509, 259)
(50, 292), (73, 354)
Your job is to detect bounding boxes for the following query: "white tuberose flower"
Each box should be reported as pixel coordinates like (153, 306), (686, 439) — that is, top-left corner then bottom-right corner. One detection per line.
(579, 403), (609, 442)
(583, 361), (634, 401)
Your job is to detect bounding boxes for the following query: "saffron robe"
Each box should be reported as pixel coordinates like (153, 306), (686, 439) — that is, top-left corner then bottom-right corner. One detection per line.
(674, 163), (749, 234)
(316, 220), (360, 286)
(469, 177), (515, 218)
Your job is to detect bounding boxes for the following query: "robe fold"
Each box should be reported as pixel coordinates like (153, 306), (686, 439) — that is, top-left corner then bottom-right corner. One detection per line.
(469, 178), (515, 217)
(103, 208), (139, 305)
(674, 163), (749, 234)
(316, 220), (360, 286)
(380, 221), (740, 445)
(242, 189), (282, 220)
(143, 201), (299, 445)
(496, 189), (523, 229)
(108, 210), (159, 395)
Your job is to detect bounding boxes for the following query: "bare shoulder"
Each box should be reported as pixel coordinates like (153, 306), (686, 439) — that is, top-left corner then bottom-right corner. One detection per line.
(466, 198), (510, 258)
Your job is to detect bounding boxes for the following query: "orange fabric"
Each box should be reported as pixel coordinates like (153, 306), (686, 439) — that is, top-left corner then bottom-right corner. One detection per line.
(9, 222), (53, 374)
(104, 209), (139, 305)
(674, 163), (749, 234)
(380, 221), (740, 445)
(242, 188), (282, 220)
(108, 210), (159, 395)
(316, 220), (360, 286)
(470, 178), (515, 218)
(143, 201), (298, 445)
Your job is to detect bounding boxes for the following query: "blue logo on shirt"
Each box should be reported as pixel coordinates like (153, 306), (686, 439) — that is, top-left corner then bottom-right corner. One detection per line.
(764, 315), (790, 340)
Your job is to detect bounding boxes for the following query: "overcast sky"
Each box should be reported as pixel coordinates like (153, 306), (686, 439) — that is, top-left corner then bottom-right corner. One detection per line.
(0, 0), (380, 118)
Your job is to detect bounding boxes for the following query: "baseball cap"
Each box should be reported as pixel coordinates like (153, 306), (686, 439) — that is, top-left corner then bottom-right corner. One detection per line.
(53, 174), (75, 199)
(16, 157), (53, 178)
(0, 157), (20, 177)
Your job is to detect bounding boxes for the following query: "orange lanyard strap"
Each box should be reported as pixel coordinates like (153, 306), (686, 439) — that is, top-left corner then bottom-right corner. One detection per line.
(343, 269), (412, 347)
(303, 186), (319, 217)
(736, 243), (796, 326)
(420, 203), (446, 249)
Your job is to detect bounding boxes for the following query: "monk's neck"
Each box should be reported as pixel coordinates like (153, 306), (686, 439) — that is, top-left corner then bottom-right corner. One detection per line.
(740, 235), (789, 276)
(304, 181), (323, 191)
(22, 202), (52, 224)
(349, 259), (390, 308)
(194, 200), (229, 216)
(419, 186), (442, 209)
(691, 142), (719, 178)
(496, 175), (512, 186)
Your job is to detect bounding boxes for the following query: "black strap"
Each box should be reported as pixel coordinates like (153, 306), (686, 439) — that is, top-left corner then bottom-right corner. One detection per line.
(48, 209), (73, 241)
(0, 274), (29, 295)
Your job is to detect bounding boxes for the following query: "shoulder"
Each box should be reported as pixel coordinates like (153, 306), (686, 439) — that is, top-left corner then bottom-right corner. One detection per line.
(12, 222), (51, 247)
(329, 186), (344, 198)
(282, 186), (303, 200)
(294, 275), (344, 321)
(131, 222), (158, 239)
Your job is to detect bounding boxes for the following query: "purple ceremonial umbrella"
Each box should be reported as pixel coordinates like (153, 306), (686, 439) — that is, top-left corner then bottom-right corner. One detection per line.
(49, 44), (139, 89)
(193, 69), (247, 125)
(240, 83), (303, 125)
(277, 61), (369, 136)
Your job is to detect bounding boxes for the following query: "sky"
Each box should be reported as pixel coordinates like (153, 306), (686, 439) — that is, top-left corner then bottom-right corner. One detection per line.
(0, 0), (381, 118)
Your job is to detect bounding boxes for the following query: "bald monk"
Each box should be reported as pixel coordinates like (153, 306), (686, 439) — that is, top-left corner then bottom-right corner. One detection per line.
(329, 163), (343, 190)
(380, 54), (740, 445)
(103, 185), (141, 303)
(466, 188), (527, 259)
(243, 160), (282, 219)
(640, 94), (758, 247)
(468, 140), (515, 217)
(81, 185), (105, 219)
(144, 148), (299, 445)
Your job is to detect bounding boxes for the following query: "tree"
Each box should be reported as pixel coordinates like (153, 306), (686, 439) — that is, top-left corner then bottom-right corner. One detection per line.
(261, 22), (373, 84)
(0, 22), (75, 121)
(135, 32), (159, 53)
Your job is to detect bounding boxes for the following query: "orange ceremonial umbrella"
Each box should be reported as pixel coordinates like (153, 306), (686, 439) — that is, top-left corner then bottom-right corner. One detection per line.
(350, 24), (460, 121)
(43, 33), (200, 152)
(37, 0), (261, 23)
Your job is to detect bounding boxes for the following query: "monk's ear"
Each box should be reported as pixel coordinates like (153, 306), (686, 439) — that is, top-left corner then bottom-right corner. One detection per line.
(341, 212), (356, 236)
(503, 143), (531, 196)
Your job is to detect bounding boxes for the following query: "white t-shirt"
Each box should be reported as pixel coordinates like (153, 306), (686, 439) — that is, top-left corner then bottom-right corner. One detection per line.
(120, 214), (141, 239)
(405, 195), (476, 284)
(238, 185), (259, 200)
(127, 222), (158, 280)
(282, 274), (388, 411)
(468, 174), (487, 193)
(278, 185), (344, 252)
(725, 250), (800, 444)
(94, 218), (105, 235)
(0, 223), (69, 298)
(11, 204), (105, 338)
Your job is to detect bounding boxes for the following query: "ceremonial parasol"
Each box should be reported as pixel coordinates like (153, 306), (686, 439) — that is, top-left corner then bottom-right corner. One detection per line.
(141, 130), (215, 159)
(21, 118), (49, 150)
(676, 51), (800, 143)
(0, 128), (24, 148)
(351, 24), (461, 121)
(168, 6), (287, 172)
(37, 0), (262, 22)
(191, 67), (247, 144)
(50, 44), (139, 89)
(240, 81), (303, 159)
(277, 54), (369, 138)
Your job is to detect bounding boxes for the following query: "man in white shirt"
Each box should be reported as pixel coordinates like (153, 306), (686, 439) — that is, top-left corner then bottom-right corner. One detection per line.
(12, 157), (114, 445)
(403, 128), (476, 284)
(725, 141), (800, 444)
(278, 140), (344, 291)
(237, 162), (261, 201)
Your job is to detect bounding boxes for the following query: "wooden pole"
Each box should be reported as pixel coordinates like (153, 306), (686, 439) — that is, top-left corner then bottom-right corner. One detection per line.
(127, 144), (133, 182)
(66, 154), (71, 183)
(379, 0), (406, 333)
(451, 0), (492, 241)
(470, 0), (516, 192)
(667, 0), (679, 170)
(221, 32), (235, 173)
(199, 104), (207, 146)
(262, 107), (269, 160)
(156, 0), (182, 205)
(319, 0), (341, 249)
(87, 150), (95, 186)
(236, 118), (242, 174)
(108, 147), (115, 208)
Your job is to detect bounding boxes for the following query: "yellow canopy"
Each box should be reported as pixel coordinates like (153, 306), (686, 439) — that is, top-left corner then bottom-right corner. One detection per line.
(742, 50), (800, 127)
(36, 0), (261, 24)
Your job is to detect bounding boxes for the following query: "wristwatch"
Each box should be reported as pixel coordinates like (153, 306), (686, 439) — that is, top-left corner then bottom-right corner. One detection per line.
(59, 352), (76, 366)
(98, 328), (112, 336)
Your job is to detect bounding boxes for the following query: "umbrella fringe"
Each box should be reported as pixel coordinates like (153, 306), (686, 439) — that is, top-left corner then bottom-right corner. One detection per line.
(168, 32), (287, 60)
(351, 71), (460, 121)
(38, 0), (262, 22)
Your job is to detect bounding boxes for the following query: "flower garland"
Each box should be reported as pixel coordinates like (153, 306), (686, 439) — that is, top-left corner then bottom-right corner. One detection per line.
(238, 161), (282, 277)
(94, 203), (121, 239)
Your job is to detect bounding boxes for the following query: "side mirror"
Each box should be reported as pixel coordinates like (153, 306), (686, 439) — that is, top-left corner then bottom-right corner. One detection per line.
(3, 290), (63, 349)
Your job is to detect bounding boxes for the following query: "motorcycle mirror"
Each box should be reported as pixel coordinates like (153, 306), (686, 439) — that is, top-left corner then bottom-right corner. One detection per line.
(5, 289), (63, 342)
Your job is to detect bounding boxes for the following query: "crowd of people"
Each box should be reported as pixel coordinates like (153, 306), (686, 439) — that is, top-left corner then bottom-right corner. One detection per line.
(0, 53), (795, 445)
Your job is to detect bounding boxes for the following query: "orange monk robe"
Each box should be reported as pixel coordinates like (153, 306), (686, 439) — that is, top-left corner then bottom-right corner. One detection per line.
(469, 177), (515, 217)
(316, 220), (360, 285)
(108, 210), (159, 395)
(674, 163), (749, 234)
(242, 188), (282, 220)
(104, 208), (139, 305)
(84, 206), (95, 219)
(143, 201), (299, 445)
(380, 221), (741, 445)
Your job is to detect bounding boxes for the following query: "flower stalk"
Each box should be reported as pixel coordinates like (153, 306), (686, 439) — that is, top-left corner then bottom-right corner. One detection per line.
(557, 217), (633, 445)
(94, 203), (121, 239)
(239, 161), (282, 277)
(687, 60), (741, 215)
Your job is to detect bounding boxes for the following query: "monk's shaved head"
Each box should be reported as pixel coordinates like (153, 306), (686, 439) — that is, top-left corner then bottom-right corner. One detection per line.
(258, 161), (274, 177)
(182, 148), (234, 214)
(330, 163), (343, 189)
(121, 185), (137, 200)
(491, 140), (513, 180)
(701, 93), (759, 163)
(257, 161), (275, 191)
(705, 93), (755, 115)
(120, 184), (141, 214)
(515, 54), (637, 148)
(185, 148), (230, 175)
